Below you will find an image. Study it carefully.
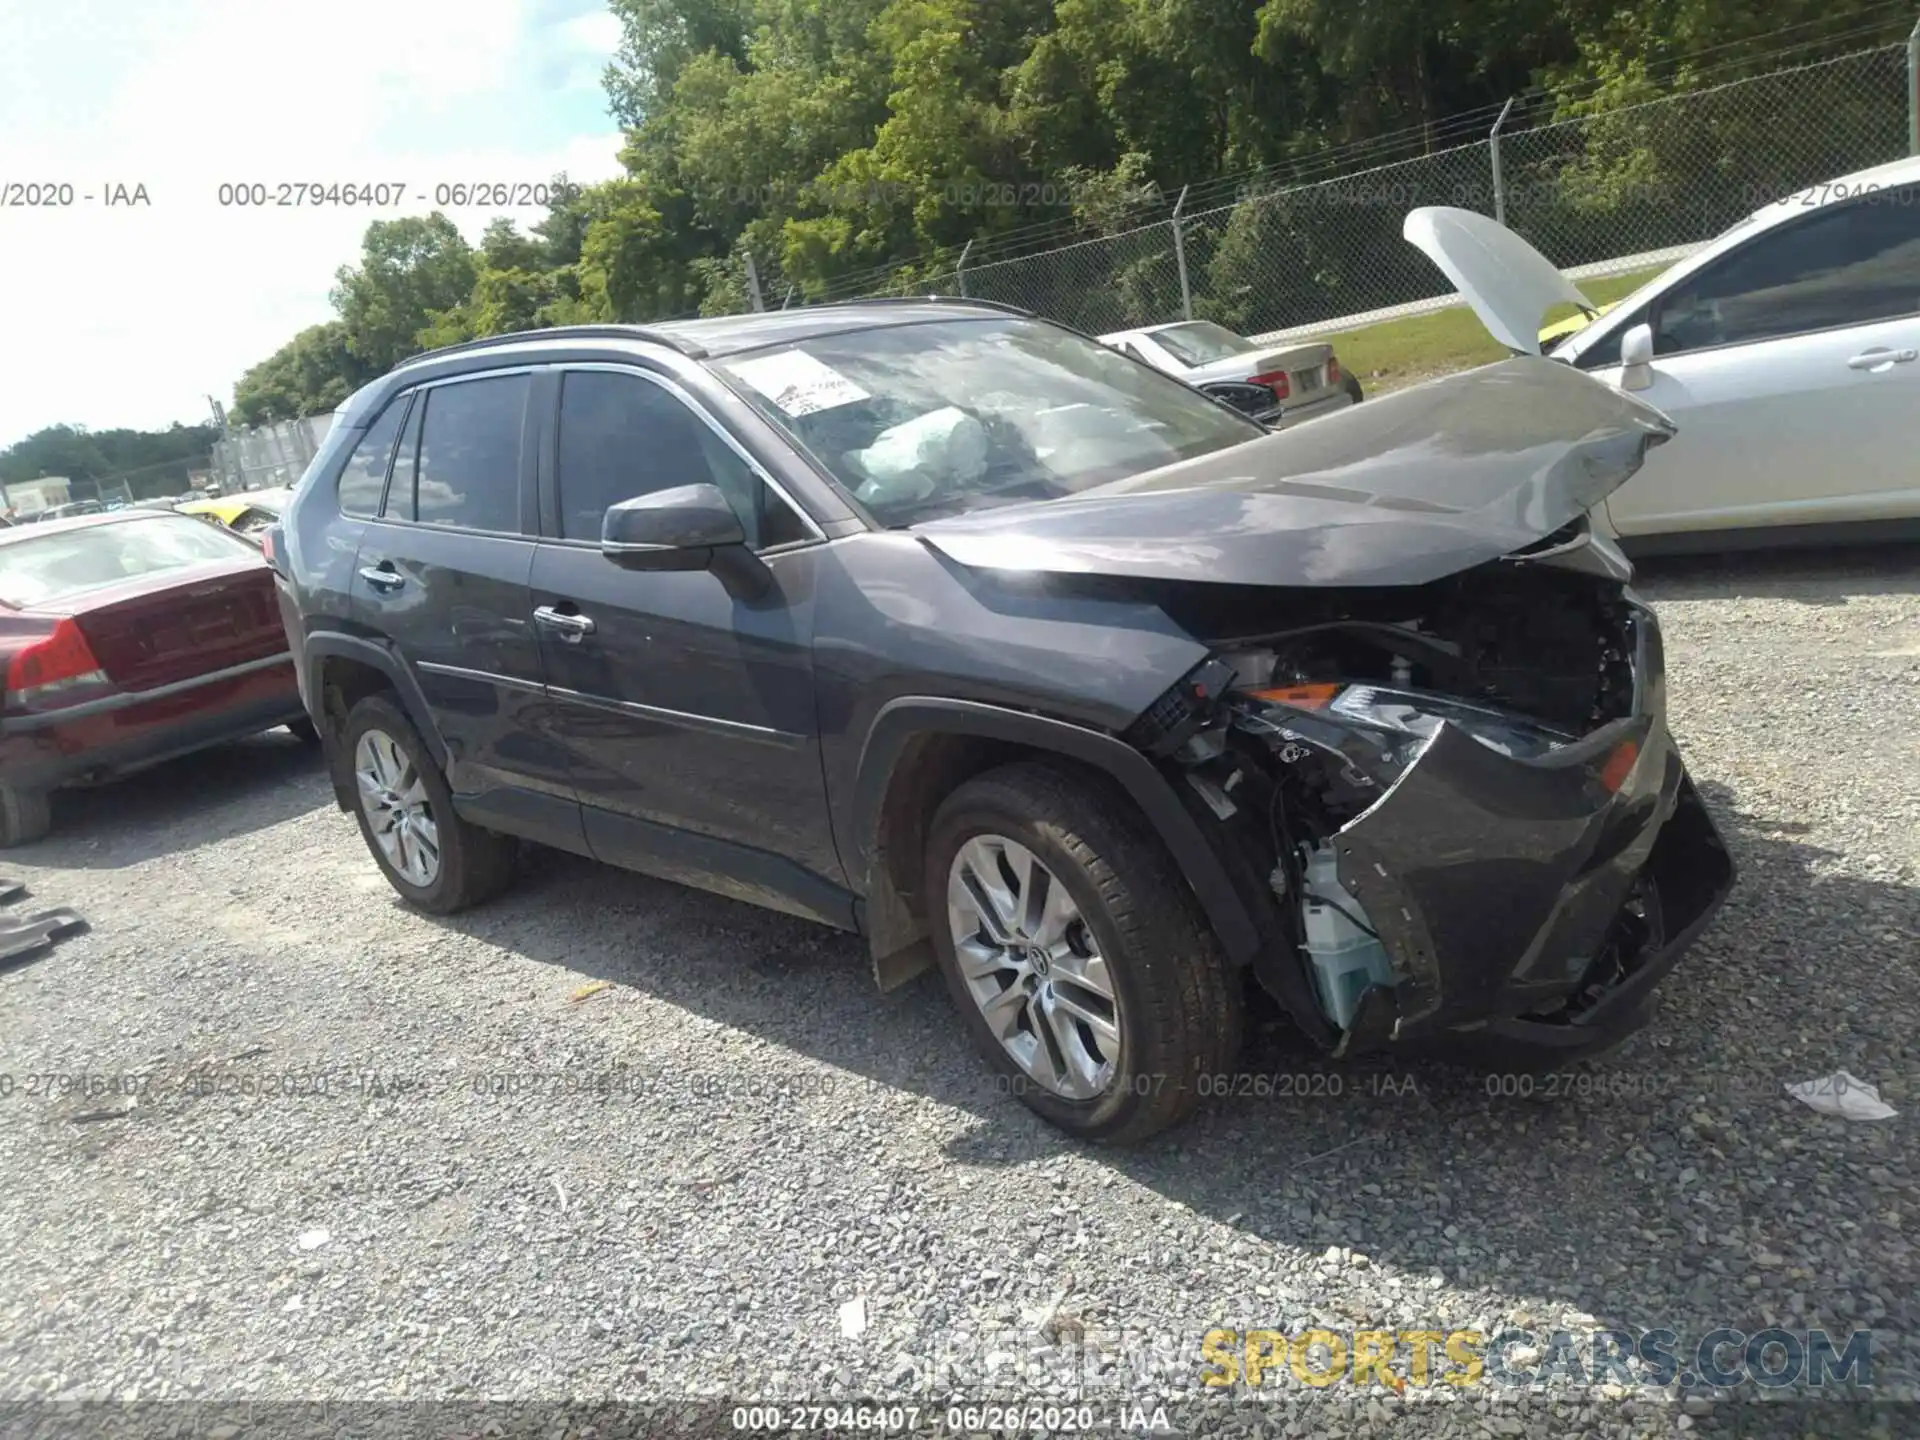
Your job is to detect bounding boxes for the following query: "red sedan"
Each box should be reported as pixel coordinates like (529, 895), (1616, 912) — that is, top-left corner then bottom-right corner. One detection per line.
(0, 509), (312, 845)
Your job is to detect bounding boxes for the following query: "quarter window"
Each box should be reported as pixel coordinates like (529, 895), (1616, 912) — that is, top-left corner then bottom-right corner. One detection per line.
(555, 370), (810, 550)
(382, 392), (425, 522)
(1652, 188), (1920, 355)
(335, 396), (407, 517)
(393, 374), (529, 533)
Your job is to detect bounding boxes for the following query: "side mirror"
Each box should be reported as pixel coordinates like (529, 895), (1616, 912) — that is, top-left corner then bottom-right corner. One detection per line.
(601, 483), (747, 572)
(1619, 323), (1655, 392)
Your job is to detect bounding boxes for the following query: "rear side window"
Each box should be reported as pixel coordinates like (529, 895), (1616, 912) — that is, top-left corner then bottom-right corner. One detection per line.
(336, 397), (408, 517)
(0, 514), (256, 608)
(398, 375), (528, 532)
(1653, 188), (1920, 355)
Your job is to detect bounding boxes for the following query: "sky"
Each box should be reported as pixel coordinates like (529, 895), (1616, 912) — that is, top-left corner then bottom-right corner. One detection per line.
(0, 0), (628, 449)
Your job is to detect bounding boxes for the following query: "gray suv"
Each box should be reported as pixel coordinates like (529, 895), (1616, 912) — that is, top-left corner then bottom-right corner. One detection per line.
(269, 300), (1734, 1141)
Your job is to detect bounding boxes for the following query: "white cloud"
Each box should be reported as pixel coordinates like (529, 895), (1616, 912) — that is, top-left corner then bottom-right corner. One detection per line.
(0, 0), (627, 444)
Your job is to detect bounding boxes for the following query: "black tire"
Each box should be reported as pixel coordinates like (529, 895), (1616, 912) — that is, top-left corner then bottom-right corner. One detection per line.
(286, 715), (321, 745)
(341, 694), (517, 913)
(924, 761), (1243, 1143)
(0, 785), (53, 848)
(1342, 372), (1364, 405)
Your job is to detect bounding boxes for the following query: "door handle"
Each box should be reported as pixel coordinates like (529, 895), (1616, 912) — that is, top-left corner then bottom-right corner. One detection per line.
(358, 564), (405, 592)
(1847, 347), (1918, 371)
(533, 605), (596, 642)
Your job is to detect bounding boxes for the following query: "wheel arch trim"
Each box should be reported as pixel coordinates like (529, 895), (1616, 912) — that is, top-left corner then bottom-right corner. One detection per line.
(852, 697), (1261, 971)
(302, 632), (450, 770)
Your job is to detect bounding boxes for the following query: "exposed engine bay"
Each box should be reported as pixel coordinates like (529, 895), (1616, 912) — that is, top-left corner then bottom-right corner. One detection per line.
(1120, 553), (1726, 1056)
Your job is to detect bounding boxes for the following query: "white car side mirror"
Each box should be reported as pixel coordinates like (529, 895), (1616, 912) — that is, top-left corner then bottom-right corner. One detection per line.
(1619, 323), (1655, 392)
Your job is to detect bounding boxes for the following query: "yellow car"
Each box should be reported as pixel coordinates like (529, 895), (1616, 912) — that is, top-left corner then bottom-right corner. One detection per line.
(177, 488), (292, 538)
(1538, 301), (1618, 348)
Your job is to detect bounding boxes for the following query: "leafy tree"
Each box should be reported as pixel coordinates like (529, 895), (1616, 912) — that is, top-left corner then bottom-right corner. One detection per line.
(331, 215), (479, 373)
(212, 0), (1914, 422)
(1, 422), (222, 496)
(231, 322), (372, 426)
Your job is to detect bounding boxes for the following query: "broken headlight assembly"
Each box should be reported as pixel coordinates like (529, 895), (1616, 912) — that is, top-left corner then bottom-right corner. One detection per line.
(1237, 680), (1573, 782)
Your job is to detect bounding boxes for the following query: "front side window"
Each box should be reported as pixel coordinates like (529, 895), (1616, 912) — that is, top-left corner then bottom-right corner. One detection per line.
(715, 317), (1262, 527)
(1149, 321), (1254, 367)
(555, 370), (810, 550)
(398, 374), (528, 532)
(0, 514), (258, 609)
(1652, 188), (1920, 356)
(336, 395), (408, 517)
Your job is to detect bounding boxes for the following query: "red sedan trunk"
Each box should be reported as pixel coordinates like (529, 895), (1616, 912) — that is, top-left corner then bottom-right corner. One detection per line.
(0, 511), (308, 845)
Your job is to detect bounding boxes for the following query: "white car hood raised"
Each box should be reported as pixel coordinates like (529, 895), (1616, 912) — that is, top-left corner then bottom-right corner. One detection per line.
(1403, 207), (1594, 356)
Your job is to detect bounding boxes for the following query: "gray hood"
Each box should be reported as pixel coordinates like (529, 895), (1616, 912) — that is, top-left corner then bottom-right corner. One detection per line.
(914, 355), (1675, 588)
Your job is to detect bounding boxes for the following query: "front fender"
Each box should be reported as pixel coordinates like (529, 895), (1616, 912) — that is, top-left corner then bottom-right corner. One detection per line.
(852, 697), (1262, 989)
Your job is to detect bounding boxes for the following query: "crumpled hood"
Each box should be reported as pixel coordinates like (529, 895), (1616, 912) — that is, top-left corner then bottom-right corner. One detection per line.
(914, 355), (1675, 588)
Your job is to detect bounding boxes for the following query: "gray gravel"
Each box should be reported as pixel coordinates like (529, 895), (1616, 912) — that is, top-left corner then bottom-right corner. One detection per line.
(1, 548), (1916, 1437)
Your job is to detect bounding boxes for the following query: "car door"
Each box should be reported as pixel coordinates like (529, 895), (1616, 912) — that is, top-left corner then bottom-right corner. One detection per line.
(349, 368), (585, 853)
(526, 363), (849, 925)
(1587, 187), (1920, 537)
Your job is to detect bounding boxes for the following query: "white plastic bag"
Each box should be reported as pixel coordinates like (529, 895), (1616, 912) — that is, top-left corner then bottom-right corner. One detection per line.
(1784, 1071), (1897, 1121)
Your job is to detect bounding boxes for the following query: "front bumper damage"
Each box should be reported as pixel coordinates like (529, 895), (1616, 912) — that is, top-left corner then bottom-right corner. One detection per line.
(1151, 594), (1735, 1063)
(1328, 701), (1734, 1061)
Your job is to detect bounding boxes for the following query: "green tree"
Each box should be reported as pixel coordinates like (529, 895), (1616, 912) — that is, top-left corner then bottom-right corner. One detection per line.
(331, 214), (479, 372)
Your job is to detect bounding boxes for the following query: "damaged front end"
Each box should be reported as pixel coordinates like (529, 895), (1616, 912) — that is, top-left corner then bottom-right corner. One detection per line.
(1126, 542), (1736, 1062)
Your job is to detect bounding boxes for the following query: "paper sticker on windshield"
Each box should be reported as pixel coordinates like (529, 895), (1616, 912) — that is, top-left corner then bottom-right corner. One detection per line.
(730, 351), (870, 417)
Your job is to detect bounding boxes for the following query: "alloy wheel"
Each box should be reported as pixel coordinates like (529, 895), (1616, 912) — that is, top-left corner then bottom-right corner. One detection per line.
(354, 728), (441, 888)
(945, 834), (1121, 1100)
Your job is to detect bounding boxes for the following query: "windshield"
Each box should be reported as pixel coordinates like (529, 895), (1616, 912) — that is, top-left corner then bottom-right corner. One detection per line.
(716, 317), (1261, 526)
(0, 513), (256, 609)
(1149, 321), (1254, 367)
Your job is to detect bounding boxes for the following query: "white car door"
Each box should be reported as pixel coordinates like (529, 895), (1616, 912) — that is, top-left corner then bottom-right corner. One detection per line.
(1582, 190), (1920, 537)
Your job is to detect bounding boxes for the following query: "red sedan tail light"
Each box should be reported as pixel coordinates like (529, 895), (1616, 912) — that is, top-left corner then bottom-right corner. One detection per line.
(1327, 355), (1342, 383)
(1247, 370), (1291, 402)
(6, 618), (111, 710)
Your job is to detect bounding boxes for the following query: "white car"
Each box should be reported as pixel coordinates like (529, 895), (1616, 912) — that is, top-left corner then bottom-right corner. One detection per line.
(1404, 155), (1920, 553)
(1098, 320), (1356, 428)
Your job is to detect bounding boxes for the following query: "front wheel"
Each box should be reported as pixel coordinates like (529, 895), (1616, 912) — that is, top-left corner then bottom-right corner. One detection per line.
(342, 694), (517, 913)
(924, 761), (1243, 1142)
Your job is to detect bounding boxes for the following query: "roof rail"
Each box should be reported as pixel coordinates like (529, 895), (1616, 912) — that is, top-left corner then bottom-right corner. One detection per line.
(797, 294), (1035, 318)
(396, 324), (708, 368)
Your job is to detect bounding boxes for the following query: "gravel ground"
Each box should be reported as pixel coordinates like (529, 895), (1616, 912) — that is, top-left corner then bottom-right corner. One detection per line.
(1, 548), (1916, 1438)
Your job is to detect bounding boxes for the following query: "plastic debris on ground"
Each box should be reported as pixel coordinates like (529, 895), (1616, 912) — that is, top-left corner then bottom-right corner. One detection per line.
(1784, 1071), (1898, 1121)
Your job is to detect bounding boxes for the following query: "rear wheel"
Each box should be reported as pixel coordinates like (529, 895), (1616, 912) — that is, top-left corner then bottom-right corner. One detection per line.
(924, 761), (1242, 1142)
(342, 694), (516, 913)
(0, 785), (52, 848)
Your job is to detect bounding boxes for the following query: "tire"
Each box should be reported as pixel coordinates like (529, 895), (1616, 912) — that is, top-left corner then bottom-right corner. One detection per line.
(286, 715), (321, 745)
(1342, 372), (1364, 405)
(341, 694), (517, 913)
(0, 785), (53, 848)
(924, 761), (1243, 1143)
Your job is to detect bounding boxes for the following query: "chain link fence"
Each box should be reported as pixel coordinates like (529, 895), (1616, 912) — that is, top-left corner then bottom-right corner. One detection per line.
(748, 42), (1917, 338)
(210, 412), (335, 493)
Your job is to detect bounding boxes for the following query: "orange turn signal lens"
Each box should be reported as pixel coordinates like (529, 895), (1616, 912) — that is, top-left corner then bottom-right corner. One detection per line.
(1599, 738), (1640, 794)
(1244, 682), (1341, 710)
